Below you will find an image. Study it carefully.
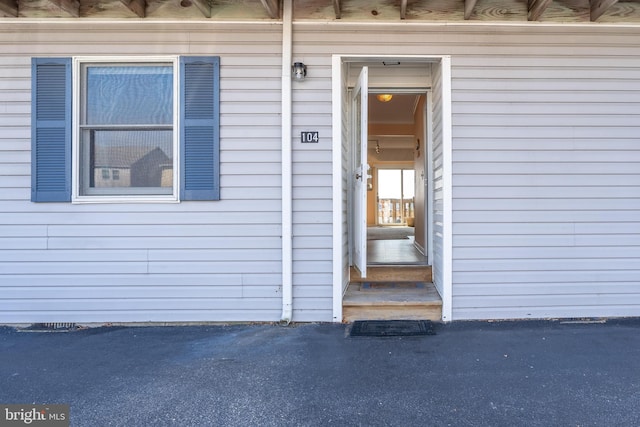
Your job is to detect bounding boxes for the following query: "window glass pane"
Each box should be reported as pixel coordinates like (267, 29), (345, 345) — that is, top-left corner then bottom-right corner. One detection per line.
(85, 65), (172, 125)
(81, 129), (173, 195)
(378, 169), (401, 199)
(403, 169), (415, 199)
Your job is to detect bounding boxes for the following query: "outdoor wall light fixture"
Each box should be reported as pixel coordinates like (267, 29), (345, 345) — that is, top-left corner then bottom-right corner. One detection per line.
(292, 62), (307, 81)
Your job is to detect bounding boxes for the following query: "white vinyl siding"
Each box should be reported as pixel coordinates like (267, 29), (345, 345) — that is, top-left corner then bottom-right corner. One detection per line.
(0, 23), (283, 323)
(291, 58), (334, 321)
(3, 21), (640, 323)
(451, 48), (640, 320)
(295, 23), (640, 321)
(430, 61), (446, 304)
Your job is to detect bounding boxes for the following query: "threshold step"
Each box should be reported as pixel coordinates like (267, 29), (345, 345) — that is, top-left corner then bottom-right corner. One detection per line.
(350, 265), (432, 283)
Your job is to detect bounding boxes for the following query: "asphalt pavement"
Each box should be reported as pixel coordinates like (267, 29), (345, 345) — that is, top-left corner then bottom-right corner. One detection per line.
(1, 319), (639, 426)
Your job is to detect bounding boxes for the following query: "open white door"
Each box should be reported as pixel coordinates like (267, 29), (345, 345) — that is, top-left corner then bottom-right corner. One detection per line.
(352, 66), (368, 277)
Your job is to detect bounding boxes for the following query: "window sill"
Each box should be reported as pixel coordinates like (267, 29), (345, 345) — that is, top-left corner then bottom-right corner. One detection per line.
(72, 196), (180, 204)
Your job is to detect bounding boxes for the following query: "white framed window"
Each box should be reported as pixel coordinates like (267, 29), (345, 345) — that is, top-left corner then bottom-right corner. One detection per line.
(72, 56), (180, 203)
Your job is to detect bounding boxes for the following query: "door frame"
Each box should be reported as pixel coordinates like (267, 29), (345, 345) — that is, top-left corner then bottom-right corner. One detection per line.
(331, 55), (453, 323)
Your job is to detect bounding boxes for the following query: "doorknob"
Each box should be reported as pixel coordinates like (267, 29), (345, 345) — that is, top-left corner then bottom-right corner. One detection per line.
(355, 173), (362, 180)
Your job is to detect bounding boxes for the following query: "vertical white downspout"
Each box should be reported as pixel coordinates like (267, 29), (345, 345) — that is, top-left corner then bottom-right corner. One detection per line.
(280, 0), (293, 324)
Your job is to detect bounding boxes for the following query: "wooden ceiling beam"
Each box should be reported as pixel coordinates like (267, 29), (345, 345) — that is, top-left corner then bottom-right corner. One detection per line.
(464, 0), (478, 19)
(333, 0), (341, 19)
(400, 0), (407, 19)
(191, 0), (211, 18)
(52, 0), (80, 16)
(260, 0), (279, 18)
(0, 0), (18, 16)
(590, 0), (618, 21)
(121, 0), (145, 17)
(528, 0), (552, 20)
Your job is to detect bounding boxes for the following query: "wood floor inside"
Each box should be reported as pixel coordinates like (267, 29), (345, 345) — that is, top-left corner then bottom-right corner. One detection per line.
(368, 234), (429, 265)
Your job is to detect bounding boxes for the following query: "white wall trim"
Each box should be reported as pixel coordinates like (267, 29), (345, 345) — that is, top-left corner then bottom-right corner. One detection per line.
(440, 55), (453, 322)
(4, 20), (640, 31)
(331, 54), (344, 323)
(294, 21), (640, 29)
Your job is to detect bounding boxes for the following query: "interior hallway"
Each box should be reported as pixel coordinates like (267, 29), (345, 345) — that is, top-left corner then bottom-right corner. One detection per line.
(367, 227), (428, 265)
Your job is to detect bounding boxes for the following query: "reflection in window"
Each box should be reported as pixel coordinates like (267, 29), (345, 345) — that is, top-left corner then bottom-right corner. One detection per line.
(82, 129), (173, 193)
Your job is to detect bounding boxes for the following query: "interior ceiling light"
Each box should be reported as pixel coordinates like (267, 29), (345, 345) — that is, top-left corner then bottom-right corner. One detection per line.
(376, 94), (393, 102)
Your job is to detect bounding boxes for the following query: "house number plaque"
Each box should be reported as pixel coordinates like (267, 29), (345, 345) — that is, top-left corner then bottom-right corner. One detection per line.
(301, 131), (319, 143)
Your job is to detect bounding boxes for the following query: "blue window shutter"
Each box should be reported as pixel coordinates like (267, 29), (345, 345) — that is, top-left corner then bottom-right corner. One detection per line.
(31, 58), (72, 202)
(180, 56), (220, 201)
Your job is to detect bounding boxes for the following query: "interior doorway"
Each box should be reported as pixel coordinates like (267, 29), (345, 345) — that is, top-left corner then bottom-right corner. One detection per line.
(366, 90), (428, 266)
